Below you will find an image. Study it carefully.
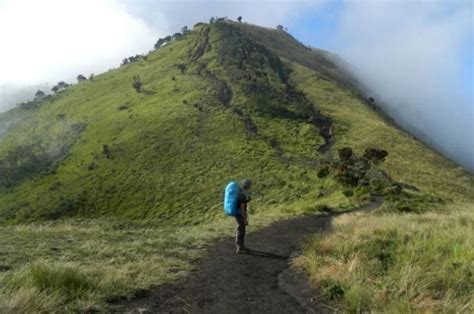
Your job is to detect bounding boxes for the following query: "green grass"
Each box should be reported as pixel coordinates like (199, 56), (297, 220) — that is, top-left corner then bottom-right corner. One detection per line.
(0, 20), (473, 312)
(0, 23), (354, 224)
(0, 204), (344, 312)
(298, 203), (474, 312)
(0, 219), (223, 312)
(289, 63), (474, 205)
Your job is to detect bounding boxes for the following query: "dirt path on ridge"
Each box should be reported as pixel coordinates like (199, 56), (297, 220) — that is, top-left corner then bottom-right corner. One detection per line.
(111, 197), (383, 313)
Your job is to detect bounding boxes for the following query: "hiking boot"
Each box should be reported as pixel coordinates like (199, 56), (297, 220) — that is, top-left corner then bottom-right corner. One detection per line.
(236, 246), (249, 254)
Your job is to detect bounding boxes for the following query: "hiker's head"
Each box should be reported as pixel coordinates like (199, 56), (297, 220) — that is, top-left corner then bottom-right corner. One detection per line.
(240, 178), (252, 191)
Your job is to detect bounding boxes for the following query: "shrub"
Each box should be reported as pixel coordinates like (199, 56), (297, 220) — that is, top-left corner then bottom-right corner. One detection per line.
(181, 26), (189, 35)
(317, 165), (329, 178)
(132, 75), (142, 92)
(51, 81), (69, 93)
(176, 63), (187, 74)
(35, 90), (45, 99)
(76, 74), (86, 82)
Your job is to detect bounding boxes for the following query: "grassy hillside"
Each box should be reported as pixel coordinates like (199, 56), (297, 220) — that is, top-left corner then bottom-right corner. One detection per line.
(0, 22), (358, 224)
(0, 20), (472, 312)
(298, 204), (474, 312)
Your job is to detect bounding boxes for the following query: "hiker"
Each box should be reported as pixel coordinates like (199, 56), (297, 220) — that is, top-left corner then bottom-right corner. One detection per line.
(235, 179), (252, 253)
(223, 179), (252, 254)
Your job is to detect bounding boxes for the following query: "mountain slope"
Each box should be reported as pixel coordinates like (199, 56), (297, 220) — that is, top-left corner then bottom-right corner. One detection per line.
(0, 21), (472, 224)
(0, 22), (333, 223)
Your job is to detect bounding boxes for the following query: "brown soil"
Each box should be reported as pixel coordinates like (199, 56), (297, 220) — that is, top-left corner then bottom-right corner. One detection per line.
(111, 197), (383, 313)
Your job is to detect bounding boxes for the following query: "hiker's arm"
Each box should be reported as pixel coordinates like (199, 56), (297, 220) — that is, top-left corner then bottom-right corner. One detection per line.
(240, 203), (248, 225)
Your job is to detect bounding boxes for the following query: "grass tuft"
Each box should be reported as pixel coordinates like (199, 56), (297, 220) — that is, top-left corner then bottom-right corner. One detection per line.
(300, 204), (474, 312)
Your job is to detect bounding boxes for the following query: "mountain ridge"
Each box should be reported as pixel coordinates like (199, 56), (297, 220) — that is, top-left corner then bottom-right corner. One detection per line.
(0, 20), (472, 224)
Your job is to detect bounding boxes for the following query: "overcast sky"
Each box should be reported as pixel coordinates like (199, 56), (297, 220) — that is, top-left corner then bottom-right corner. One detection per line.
(0, 0), (472, 170)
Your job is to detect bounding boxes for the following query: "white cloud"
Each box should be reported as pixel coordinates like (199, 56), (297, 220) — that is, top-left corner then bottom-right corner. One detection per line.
(119, 0), (325, 35)
(0, 0), (325, 109)
(0, 0), (157, 86)
(331, 0), (474, 171)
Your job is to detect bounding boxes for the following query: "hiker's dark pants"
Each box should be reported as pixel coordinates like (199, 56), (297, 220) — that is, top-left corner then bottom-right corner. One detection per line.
(235, 214), (246, 248)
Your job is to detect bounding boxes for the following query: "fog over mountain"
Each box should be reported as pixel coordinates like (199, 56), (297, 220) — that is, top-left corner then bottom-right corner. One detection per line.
(0, 0), (472, 171)
(330, 1), (473, 171)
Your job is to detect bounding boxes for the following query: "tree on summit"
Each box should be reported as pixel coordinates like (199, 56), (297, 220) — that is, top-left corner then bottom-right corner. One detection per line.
(154, 38), (166, 49)
(35, 90), (45, 99)
(77, 74), (86, 82)
(237, 16), (242, 23)
(51, 81), (69, 93)
(181, 26), (189, 35)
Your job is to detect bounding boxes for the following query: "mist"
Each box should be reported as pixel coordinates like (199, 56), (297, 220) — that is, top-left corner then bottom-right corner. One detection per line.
(330, 1), (473, 172)
(0, 0), (158, 111)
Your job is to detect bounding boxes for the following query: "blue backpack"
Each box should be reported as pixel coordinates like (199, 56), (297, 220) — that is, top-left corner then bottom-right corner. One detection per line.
(224, 181), (240, 216)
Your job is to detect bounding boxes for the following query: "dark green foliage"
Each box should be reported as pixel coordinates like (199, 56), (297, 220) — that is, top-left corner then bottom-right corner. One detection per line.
(343, 190), (354, 197)
(315, 204), (332, 213)
(51, 81), (69, 93)
(102, 144), (112, 159)
(35, 90), (45, 99)
(0, 145), (53, 187)
(324, 281), (345, 300)
(193, 22), (205, 28)
(386, 190), (444, 214)
(154, 38), (166, 49)
(176, 63), (187, 74)
(46, 196), (86, 220)
(363, 148), (388, 164)
(122, 55), (145, 66)
(181, 26), (189, 35)
(327, 147), (395, 192)
(338, 147), (353, 161)
(0, 121), (85, 188)
(317, 165), (329, 178)
(76, 74), (86, 82)
(132, 75), (142, 92)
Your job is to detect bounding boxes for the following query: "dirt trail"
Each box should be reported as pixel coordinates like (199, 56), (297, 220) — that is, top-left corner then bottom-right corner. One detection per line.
(111, 197), (383, 313)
